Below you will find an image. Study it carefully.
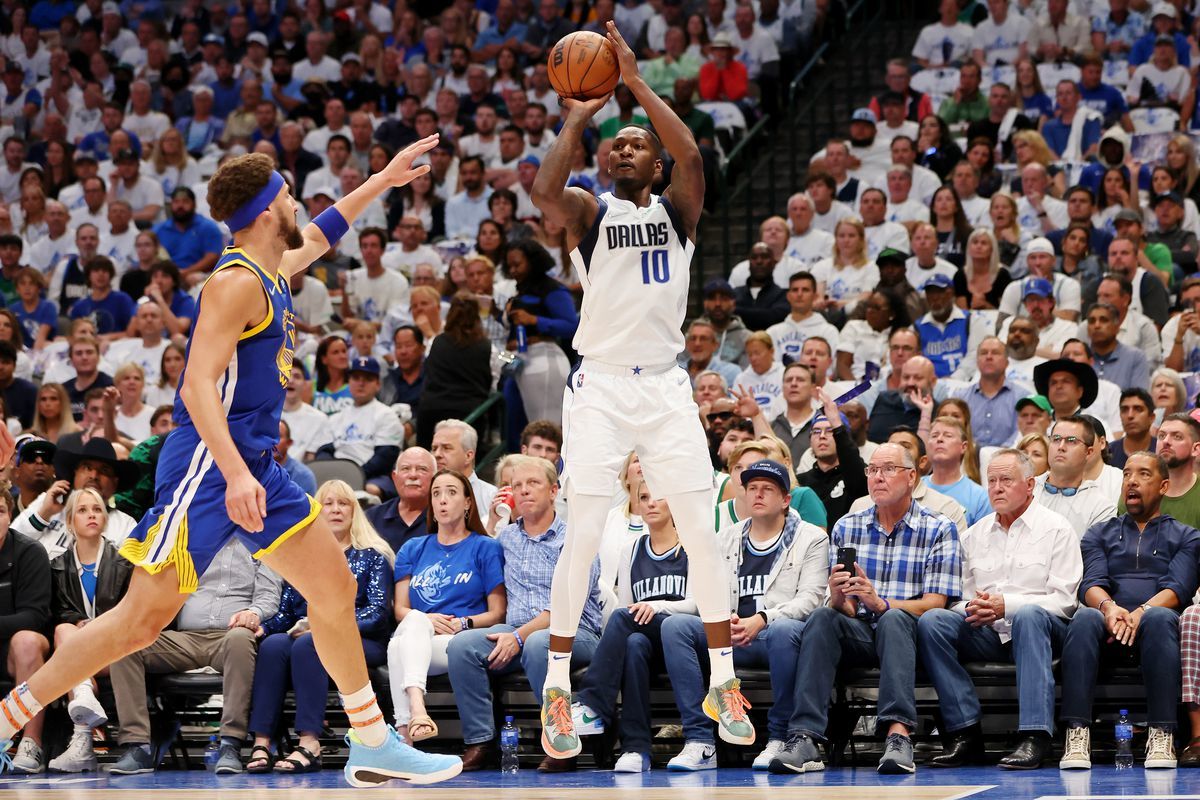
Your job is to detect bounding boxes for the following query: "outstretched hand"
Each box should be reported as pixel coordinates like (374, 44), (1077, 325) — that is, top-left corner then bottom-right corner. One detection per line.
(375, 134), (440, 188)
(605, 21), (639, 82)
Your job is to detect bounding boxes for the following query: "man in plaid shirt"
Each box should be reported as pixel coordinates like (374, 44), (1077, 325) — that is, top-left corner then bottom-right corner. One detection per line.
(769, 442), (961, 776)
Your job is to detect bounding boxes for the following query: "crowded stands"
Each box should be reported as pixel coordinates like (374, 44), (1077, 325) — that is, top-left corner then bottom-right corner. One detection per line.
(7, 0), (1200, 782)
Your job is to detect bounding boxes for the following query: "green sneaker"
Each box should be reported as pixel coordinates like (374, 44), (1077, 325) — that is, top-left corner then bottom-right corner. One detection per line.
(540, 687), (582, 758)
(703, 678), (756, 745)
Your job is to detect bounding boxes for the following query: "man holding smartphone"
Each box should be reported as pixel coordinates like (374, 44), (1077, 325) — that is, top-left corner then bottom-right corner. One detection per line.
(770, 442), (961, 776)
(1163, 277), (1200, 373)
(918, 448), (1080, 770)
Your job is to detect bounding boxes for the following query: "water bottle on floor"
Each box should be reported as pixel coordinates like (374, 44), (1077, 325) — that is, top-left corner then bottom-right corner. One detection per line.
(204, 734), (221, 771)
(1115, 709), (1134, 769)
(500, 716), (520, 774)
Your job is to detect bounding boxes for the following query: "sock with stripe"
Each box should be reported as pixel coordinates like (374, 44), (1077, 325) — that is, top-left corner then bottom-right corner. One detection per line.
(341, 683), (388, 747)
(0, 683), (43, 741)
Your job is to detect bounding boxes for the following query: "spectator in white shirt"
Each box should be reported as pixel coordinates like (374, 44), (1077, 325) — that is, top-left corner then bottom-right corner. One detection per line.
(919, 447), (1080, 769)
(874, 91), (920, 144)
(972, 0), (1031, 66)
(884, 165), (930, 226)
(107, 149), (162, 226)
(292, 31), (342, 84)
(458, 104), (502, 163)
(913, 0), (976, 68)
(122, 80), (170, 152)
(731, 3), (780, 83)
(784, 191), (835, 267)
(317, 356), (406, 497)
(25, 200), (73, 274)
(1032, 415), (1118, 539)
(803, 172), (853, 235)
(1016, 164), (1069, 237)
(301, 98), (350, 160)
(302, 134), (353, 201)
(281, 364), (331, 461)
(729, 215), (805, 287)
(951, 161), (991, 226)
(107, 300), (168, 384)
(341, 228), (411, 328)
(859, 188), (911, 260)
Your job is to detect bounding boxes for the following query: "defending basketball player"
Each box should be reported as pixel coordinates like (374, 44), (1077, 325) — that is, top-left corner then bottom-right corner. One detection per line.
(532, 22), (751, 760)
(0, 140), (462, 786)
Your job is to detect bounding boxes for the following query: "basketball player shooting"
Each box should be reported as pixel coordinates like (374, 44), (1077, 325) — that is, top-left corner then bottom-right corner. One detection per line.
(0, 139), (463, 786)
(532, 22), (751, 760)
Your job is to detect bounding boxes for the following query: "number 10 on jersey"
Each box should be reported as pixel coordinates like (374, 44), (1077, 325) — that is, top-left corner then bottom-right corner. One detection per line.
(640, 249), (670, 284)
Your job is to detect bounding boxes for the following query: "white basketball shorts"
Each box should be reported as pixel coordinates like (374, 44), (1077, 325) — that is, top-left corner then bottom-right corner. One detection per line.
(561, 359), (713, 497)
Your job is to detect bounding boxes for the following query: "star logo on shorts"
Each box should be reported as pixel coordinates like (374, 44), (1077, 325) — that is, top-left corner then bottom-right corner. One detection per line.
(632, 366), (642, 375)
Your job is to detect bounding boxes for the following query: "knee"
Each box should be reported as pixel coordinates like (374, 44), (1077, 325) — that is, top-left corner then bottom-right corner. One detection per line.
(876, 607), (916, 635)
(258, 632), (291, 658)
(1010, 604), (1052, 631)
(625, 633), (651, 660)
(767, 618), (805, 652)
(523, 629), (550, 659)
(8, 630), (49, 662)
(293, 632), (320, 660)
(1071, 606), (1106, 632)
(917, 608), (960, 640)
(1140, 606), (1179, 634)
(805, 606), (839, 633)
(446, 630), (487, 667)
(399, 610), (434, 637)
(223, 626), (257, 660)
(660, 613), (701, 647)
(53, 623), (77, 647)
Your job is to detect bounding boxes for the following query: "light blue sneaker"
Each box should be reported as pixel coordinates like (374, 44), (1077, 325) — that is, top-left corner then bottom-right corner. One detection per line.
(0, 739), (13, 774)
(343, 728), (462, 787)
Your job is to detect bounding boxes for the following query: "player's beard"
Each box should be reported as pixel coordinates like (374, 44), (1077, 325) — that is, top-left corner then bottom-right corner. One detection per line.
(278, 213), (304, 250)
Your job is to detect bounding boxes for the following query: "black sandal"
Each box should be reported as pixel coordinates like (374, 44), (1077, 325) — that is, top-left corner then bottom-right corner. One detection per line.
(246, 745), (274, 774)
(273, 745), (322, 773)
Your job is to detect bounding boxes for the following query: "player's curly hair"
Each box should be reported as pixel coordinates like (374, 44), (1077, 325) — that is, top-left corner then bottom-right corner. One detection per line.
(207, 153), (277, 223)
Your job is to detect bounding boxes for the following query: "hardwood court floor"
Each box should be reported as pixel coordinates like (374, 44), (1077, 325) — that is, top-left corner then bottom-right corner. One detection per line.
(0, 765), (1194, 800)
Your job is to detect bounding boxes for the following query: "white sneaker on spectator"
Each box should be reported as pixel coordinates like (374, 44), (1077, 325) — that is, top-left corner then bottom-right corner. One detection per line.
(753, 739), (785, 770)
(571, 702), (604, 736)
(11, 738), (44, 773)
(68, 686), (108, 728)
(667, 741), (716, 771)
(48, 730), (98, 773)
(613, 751), (650, 773)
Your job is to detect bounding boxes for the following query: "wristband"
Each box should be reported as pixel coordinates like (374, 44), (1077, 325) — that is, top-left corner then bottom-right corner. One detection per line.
(1099, 598), (1115, 610)
(513, 630), (524, 649)
(313, 207), (349, 246)
(881, 598), (891, 614)
(757, 610), (769, 627)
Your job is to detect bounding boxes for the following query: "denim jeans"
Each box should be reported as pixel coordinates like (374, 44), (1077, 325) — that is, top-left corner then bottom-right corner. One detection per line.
(917, 605), (1067, 735)
(661, 613), (806, 744)
(446, 623), (600, 745)
(1060, 606), (1181, 729)
(575, 609), (667, 755)
(787, 606), (919, 740)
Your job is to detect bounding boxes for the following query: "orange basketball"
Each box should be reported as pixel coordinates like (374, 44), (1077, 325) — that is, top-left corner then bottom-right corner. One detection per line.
(547, 31), (620, 100)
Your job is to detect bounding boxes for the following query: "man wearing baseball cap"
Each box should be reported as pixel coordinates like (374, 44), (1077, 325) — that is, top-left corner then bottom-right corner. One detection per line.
(1146, 190), (1199, 274)
(662, 457), (828, 771)
(1129, 2), (1190, 67)
(699, 280), (751, 367)
(998, 237), (1082, 322)
(916, 273), (987, 380)
(317, 357), (406, 498)
(999, 277), (1078, 358)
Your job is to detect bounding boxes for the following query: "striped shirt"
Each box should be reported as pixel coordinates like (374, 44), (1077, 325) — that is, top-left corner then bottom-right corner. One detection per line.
(829, 499), (962, 620)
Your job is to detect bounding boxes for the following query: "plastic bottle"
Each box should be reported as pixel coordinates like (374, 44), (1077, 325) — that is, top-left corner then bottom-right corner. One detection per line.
(1115, 709), (1133, 769)
(205, 734), (221, 771)
(500, 716), (520, 774)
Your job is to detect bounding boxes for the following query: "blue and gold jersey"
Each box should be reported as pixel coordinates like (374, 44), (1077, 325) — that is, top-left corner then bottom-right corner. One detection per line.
(172, 246), (297, 455)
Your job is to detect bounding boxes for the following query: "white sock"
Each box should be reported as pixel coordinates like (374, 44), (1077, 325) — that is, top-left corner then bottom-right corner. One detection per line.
(708, 648), (736, 687)
(0, 683), (43, 741)
(546, 651), (572, 693)
(72, 723), (91, 739)
(73, 681), (95, 701)
(340, 683), (388, 747)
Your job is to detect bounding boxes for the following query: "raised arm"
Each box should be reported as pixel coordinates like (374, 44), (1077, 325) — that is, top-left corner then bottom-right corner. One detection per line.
(605, 21), (704, 240)
(531, 97), (605, 247)
(280, 134), (440, 279)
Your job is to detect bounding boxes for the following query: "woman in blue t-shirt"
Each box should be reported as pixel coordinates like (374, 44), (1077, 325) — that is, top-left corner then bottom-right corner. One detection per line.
(388, 469), (506, 744)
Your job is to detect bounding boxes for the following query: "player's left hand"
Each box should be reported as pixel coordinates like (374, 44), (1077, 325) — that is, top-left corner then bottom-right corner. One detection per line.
(227, 470), (268, 532)
(605, 21), (639, 81)
(375, 133), (440, 189)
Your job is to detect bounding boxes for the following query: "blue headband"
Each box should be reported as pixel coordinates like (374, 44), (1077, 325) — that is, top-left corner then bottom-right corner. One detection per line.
(225, 171), (286, 233)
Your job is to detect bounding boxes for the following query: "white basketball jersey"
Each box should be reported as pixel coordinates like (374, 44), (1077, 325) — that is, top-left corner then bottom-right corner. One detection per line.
(569, 192), (694, 367)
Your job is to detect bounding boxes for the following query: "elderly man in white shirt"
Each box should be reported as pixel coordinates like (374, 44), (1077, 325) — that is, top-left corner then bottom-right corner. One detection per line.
(1033, 416), (1118, 539)
(919, 447), (1081, 770)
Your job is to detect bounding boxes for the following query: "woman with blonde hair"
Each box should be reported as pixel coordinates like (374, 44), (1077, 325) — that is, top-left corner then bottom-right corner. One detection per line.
(31, 383), (79, 442)
(43, 488), (133, 773)
(12, 185), (47, 244)
(387, 469), (506, 743)
(1012, 130), (1066, 197)
(246, 480), (394, 773)
(955, 227), (1013, 310)
(988, 193), (1027, 267)
(147, 128), (201, 195)
(113, 363), (154, 443)
(812, 217), (878, 315)
(144, 342), (185, 407)
(1016, 431), (1051, 476)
